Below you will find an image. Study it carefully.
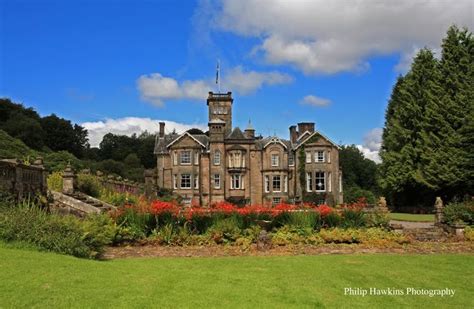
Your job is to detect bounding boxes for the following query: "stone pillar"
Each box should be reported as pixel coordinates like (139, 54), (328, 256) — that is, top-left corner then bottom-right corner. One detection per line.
(144, 169), (155, 199)
(434, 197), (444, 226)
(62, 164), (76, 195)
(32, 157), (47, 194)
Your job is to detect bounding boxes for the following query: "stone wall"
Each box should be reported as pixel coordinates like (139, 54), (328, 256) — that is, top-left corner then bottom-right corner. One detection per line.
(0, 158), (47, 199)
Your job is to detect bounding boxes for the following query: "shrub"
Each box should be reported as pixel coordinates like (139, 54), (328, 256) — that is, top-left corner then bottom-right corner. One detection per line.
(323, 212), (341, 228)
(443, 200), (474, 225)
(207, 217), (242, 244)
(0, 202), (115, 258)
(47, 171), (63, 192)
(464, 226), (474, 241)
(286, 211), (321, 230)
(76, 173), (102, 197)
(344, 186), (376, 205)
(341, 208), (366, 228)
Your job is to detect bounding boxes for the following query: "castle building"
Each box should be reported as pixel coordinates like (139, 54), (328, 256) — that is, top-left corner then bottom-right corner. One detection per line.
(154, 92), (343, 206)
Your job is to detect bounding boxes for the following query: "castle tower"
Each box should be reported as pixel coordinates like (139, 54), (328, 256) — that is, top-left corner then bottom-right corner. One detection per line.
(207, 91), (233, 136)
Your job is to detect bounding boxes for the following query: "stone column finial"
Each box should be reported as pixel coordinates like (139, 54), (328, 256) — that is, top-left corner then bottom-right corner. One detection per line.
(376, 196), (389, 213)
(62, 164), (76, 195)
(434, 197), (444, 225)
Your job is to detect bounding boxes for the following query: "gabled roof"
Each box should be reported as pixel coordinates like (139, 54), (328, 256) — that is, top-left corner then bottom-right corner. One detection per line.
(294, 130), (340, 149)
(263, 136), (288, 149)
(226, 127), (247, 140)
(296, 130), (311, 142)
(166, 131), (207, 149)
(154, 132), (179, 154)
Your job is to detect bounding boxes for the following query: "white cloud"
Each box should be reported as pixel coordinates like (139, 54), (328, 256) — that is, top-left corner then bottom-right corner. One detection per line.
(204, 0), (473, 74)
(355, 128), (383, 163)
(137, 67), (292, 106)
(300, 95), (331, 107)
(82, 117), (207, 147)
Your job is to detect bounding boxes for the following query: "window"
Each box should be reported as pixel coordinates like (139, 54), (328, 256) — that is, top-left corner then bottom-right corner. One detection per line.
(229, 151), (243, 168)
(194, 174), (199, 189)
(288, 153), (295, 166)
(328, 151), (331, 163)
(284, 175), (288, 193)
(173, 174), (177, 189)
(306, 152), (312, 163)
(194, 152), (199, 165)
(182, 198), (192, 205)
(271, 154), (279, 167)
(272, 197), (281, 205)
(306, 172), (312, 192)
(315, 172), (325, 192)
(265, 176), (270, 193)
(213, 151), (221, 165)
(180, 151), (191, 165)
(231, 174), (243, 189)
(272, 175), (281, 192)
(234, 152), (241, 167)
(315, 151), (325, 163)
(173, 151), (178, 165)
(180, 174), (191, 189)
(214, 174), (221, 189)
(328, 172), (332, 192)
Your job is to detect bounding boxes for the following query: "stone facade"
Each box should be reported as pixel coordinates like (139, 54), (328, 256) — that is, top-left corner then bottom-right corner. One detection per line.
(155, 92), (343, 206)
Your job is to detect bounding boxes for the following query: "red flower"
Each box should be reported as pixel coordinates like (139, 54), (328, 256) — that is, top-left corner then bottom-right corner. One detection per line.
(316, 204), (332, 217)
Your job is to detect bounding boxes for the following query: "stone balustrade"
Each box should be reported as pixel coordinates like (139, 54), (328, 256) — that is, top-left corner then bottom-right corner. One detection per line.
(0, 158), (47, 199)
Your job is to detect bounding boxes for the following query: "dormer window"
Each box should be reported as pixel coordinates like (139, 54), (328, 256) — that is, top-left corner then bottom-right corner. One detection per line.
(315, 151), (325, 163)
(229, 151), (243, 168)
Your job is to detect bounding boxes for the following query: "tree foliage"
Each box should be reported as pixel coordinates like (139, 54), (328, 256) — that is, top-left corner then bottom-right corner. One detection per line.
(380, 25), (473, 208)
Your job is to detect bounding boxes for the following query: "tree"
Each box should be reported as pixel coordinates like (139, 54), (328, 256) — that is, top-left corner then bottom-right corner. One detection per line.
(2, 112), (45, 150)
(339, 145), (378, 192)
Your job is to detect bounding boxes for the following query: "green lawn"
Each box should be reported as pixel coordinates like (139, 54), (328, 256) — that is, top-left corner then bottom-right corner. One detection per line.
(0, 245), (472, 308)
(389, 212), (435, 222)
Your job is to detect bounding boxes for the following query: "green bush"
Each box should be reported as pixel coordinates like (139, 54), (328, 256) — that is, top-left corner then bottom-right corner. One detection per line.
(344, 186), (376, 205)
(76, 173), (102, 197)
(443, 200), (474, 225)
(341, 208), (367, 228)
(47, 171), (63, 192)
(207, 217), (242, 244)
(0, 202), (115, 258)
(286, 211), (321, 230)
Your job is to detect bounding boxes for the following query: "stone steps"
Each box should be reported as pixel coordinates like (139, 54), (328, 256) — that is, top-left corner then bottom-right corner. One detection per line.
(403, 227), (446, 241)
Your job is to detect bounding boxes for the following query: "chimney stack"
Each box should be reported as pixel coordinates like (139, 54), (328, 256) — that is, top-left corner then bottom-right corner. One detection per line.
(297, 122), (315, 135)
(289, 125), (298, 143)
(159, 122), (165, 138)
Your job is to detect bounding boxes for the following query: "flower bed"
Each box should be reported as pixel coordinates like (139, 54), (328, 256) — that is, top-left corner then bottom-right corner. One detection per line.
(110, 198), (391, 245)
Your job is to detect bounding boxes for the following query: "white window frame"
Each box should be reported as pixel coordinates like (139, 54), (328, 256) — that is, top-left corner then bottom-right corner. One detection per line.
(173, 174), (177, 189)
(194, 174), (199, 189)
(306, 172), (312, 192)
(264, 175), (270, 193)
(213, 151), (221, 165)
(328, 172), (332, 192)
(271, 154), (279, 167)
(214, 174), (221, 189)
(284, 175), (288, 193)
(272, 175), (281, 192)
(194, 152), (199, 165)
(306, 152), (312, 163)
(272, 197), (281, 205)
(315, 172), (326, 192)
(180, 151), (191, 165)
(339, 173), (343, 193)
(328, 151), (331, 164)
(180, 174), (191, 189)
(231, 174), (242, 190)
(315, 151), (325, 163)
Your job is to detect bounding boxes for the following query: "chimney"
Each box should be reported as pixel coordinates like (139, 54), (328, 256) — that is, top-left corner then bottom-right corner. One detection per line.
(289, 125), (298, 143)
(159, 122), (165, 138)
(297, 122), (315, 134)
(244, 119), (255, 139)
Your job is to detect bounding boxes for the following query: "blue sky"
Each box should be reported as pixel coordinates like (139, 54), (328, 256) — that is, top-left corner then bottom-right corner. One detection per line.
(1, 0), (472, 161)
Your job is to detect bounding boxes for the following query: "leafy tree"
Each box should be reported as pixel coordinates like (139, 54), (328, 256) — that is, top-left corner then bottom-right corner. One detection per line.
(339, 145), (378, 192)
(2, 112), (46, 150)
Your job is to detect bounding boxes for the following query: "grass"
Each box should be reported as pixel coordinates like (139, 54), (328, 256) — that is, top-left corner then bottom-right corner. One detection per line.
(0, 244), (472, 308)
(389, 213), (435, 222)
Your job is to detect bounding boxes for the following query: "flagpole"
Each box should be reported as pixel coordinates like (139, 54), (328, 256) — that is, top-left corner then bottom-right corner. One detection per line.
(216, 59), (221, 93)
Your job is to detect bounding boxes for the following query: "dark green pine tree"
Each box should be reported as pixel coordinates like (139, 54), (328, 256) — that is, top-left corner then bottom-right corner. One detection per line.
(438, 26), (474, 196)
(380, 49), (443, 207)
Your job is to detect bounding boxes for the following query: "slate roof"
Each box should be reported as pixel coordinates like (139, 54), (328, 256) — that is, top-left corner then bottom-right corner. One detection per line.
(154, 132), (209, 154)
(256, 136), (291, 150)
(226, 127), (248, 140)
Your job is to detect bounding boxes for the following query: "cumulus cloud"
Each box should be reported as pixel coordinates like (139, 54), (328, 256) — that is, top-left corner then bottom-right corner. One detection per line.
(82, 117), (207, 147)
(204, 0), (472, 74)
(300, 95), (331, 107)
(355, 128), (383, 163)
(137, 67), (292, 106)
